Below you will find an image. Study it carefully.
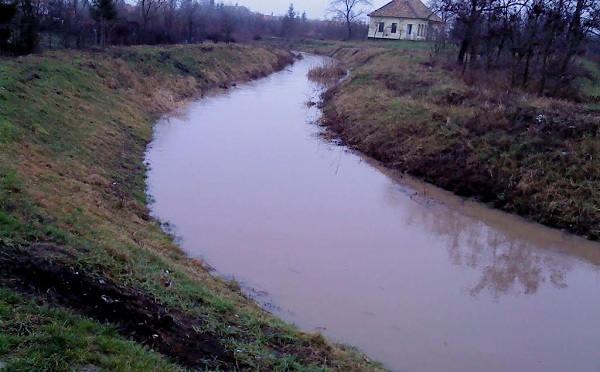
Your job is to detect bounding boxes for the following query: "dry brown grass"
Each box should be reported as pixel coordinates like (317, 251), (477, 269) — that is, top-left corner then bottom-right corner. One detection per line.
(307, 61), (346, 81)
(312, 44), (600, 240)
(0, 44), (385, 370)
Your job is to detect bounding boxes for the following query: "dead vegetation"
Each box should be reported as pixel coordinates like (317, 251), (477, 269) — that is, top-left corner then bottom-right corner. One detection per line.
(307, 61), (347, 82)
(309, 43), (600, 240)
(0, 44), (385, 371)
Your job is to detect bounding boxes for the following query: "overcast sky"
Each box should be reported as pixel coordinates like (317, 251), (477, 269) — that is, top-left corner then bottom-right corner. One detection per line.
(233, 0), (392, 20)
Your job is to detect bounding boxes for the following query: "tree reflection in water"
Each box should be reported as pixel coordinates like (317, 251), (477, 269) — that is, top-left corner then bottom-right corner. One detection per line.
(382, 182), (581, 299)
(462, 237), (568, 298)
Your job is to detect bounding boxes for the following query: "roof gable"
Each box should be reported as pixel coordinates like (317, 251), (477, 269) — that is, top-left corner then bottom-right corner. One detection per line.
(368, 0), (443, 22)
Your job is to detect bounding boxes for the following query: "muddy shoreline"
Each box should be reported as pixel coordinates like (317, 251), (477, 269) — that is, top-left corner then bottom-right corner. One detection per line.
(144, 50), (600, 372)
(0, 45), (381, 370)
(0, 243), (235, 370)
(320, 103), (600, 239)
(313, 44), (600, 241)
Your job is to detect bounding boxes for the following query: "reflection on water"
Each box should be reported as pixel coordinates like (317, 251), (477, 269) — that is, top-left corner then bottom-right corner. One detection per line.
(146, 54), (600, 372)
(388, 185), (573, 299)
(386, 177), (600, 299)
(461, 237), (568, 298)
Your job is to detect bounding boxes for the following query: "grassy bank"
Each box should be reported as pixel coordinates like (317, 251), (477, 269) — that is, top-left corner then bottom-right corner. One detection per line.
(297, 41), (600, 240)
(0, 44), (383, 371)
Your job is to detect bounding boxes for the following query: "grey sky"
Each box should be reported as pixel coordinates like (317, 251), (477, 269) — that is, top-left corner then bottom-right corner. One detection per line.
(234, 0), (392, 20)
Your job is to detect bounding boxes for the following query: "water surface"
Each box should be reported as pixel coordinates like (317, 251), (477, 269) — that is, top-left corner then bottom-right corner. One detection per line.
(146, 55), (600, 372)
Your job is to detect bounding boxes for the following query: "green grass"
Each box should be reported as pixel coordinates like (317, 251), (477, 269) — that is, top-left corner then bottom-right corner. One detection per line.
(360, 39), (436, 51)
(0, 289), (184, 371)
(579, 59), (600, 109)
(0, 45), (384, 371)
(0, 119), (18, 144)
(290, 38), (441, 54)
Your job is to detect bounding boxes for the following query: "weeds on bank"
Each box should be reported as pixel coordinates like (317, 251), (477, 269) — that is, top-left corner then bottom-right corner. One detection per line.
(309, 42), (600, 239)
(0, 289), (182, 371)
(578, 59), (600, 109)
(0, 44), (384, 370)
(308, 62), (346, 81)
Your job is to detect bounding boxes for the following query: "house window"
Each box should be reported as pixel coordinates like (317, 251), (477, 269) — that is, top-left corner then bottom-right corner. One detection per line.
(407, 24), (412, 35)
(391, 23), (397, 33)
(378, 22), (384, 33)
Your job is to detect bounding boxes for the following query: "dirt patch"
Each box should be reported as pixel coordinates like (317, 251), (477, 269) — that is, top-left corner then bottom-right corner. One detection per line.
(0, 243), (237, 371)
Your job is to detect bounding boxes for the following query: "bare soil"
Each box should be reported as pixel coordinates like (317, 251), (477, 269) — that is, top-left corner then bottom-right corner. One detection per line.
(0, 242), (239, 370)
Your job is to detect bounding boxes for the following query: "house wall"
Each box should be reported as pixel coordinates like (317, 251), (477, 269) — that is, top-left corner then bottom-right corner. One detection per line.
(368, 16), (431, 41)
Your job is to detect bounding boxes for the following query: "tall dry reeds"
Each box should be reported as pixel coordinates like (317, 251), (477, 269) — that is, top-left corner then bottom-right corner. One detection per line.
(317, 44), (600, 239)
(307, 61), (346, 82)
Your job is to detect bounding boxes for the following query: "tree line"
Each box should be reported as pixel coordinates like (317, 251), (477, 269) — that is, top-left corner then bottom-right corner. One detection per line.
(0, 0), (368, 55)
(432, 0), (600, 95)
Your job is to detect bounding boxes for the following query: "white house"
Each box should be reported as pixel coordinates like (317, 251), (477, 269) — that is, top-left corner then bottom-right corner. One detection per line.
(367, 0), (443, 41)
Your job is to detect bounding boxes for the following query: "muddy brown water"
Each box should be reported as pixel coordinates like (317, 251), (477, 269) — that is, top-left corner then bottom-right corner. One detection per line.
(146, 55), (600, 372)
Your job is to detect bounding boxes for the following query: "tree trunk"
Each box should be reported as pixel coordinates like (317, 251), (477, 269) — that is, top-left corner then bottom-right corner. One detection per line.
(558, 0), (584, 78)
(538, 52), (549, 95)
(522, 50), (532, 87)
(346, 14), (351, 40)
(458, 38), (469, 65)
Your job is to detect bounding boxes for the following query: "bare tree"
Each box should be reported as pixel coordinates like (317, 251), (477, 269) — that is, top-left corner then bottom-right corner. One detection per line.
(138, 0), (166, 34)
(327, 0), (372, 39)
(218, 4), (238, 43)
(179, 0), (200, 43)
(90, 0), (117, 48)
(434, 0), (600, 95)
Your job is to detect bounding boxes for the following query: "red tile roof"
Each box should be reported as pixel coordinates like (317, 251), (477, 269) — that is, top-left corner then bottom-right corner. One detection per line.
(368, 0), (443, 22)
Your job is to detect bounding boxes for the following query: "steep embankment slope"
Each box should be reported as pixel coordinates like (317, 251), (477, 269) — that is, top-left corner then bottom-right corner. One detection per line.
(302, 41), (600, 240)
(0, 44), (383, 371)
